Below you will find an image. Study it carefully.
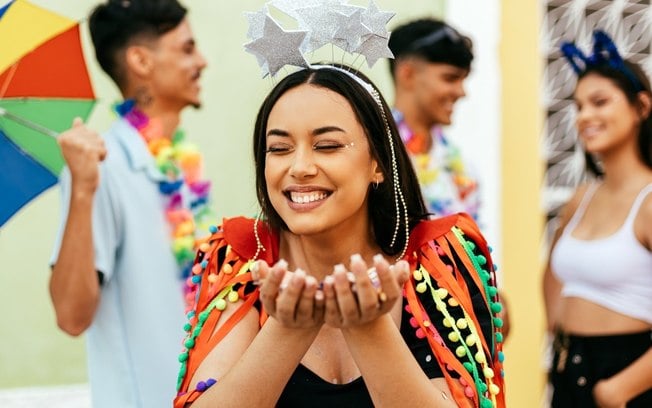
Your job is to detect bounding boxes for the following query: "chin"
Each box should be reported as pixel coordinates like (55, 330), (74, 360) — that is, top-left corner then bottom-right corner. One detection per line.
(435, 115), (452, 126)
(283, 218), (328, 237)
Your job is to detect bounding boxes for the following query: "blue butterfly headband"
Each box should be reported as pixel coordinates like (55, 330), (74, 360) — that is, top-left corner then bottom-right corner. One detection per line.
(560, 30), (644, 92)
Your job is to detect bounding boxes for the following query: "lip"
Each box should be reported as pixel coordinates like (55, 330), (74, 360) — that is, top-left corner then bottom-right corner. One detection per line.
(283, 185), (332, 211)
(579, 124), (603, 139)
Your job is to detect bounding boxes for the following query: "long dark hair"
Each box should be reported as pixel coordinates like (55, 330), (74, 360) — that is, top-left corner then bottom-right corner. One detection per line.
(253, 66), (429, 255)
(578, 60), (652, 175)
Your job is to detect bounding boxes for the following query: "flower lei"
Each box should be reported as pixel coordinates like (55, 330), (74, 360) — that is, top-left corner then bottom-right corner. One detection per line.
(394, 113), (478, 219)
(115, 100), (215, 306)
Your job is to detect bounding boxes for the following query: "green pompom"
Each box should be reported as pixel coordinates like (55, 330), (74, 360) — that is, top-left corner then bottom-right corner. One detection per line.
(480, 397), (494, 408)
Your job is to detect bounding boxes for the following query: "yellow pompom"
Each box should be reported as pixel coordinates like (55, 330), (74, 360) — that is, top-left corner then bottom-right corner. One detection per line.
(227, 291), (239, 303)
(416, 282), (428, 293)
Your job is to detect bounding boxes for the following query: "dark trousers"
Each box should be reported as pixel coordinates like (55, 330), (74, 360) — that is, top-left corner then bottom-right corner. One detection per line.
(550, 330), (652, 408)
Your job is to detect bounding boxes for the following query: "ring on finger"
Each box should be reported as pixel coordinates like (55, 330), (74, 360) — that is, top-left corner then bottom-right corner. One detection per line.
(377, 289), (387, 305)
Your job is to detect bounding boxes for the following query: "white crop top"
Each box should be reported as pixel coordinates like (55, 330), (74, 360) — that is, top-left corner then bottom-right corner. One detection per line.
(551, 182), (652, 324)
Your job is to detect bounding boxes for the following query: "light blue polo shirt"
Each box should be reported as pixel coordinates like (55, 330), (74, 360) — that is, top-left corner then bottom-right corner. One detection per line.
(52, 119), (186, 408)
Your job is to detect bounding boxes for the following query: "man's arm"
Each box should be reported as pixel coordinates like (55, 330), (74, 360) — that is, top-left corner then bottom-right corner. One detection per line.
(50, 119), (106, 336)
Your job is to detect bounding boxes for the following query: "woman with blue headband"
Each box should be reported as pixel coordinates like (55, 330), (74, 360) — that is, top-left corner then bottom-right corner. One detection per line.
(544, 30), (652, 407)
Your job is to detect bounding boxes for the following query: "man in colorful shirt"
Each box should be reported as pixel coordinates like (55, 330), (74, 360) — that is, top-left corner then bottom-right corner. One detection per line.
(49, 1), (208, 406)
(388, 18), (478, 219)
(388, 18), (511, 338)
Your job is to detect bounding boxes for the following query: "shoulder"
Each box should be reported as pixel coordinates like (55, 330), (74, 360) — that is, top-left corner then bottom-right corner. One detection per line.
(408, 213), (487, 255)
(206, 217), (279, 263)
(557, 183), (593, 228)
(635, 183), (652, 249)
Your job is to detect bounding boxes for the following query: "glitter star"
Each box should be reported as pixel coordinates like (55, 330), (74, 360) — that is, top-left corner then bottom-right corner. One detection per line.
(355, 33), (394, 68)
(295, 5), (350, 53)
(268, 0), (320, 18)
(333, 9), (372, 53)
(244, 6), (268, 40)
(361, 0), (395, 37)
(244, 15), (309, 77)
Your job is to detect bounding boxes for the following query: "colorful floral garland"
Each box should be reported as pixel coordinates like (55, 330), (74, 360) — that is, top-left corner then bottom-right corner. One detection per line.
(115, 100), (215, 306)
(393, 111), (479, 219)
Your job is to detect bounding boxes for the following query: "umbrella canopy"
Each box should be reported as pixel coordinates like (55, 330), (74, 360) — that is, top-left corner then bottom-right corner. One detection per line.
(0, 0), (95, 226)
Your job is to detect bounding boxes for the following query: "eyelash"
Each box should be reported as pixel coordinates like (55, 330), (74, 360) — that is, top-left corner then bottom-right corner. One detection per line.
(265, 143), (352, 154)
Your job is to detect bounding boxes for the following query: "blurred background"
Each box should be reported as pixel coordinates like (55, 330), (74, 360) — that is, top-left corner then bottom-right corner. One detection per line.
(3, 0), (648, 406)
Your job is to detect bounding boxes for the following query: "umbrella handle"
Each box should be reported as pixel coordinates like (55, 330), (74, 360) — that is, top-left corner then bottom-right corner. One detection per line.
(0, 107), (59, 138)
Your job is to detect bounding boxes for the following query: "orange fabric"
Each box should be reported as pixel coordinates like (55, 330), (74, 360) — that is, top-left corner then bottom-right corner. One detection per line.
(174, 214), (505, 408)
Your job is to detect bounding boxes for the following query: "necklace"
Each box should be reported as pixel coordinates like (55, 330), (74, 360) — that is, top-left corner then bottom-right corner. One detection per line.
(115, 100), (215, 303)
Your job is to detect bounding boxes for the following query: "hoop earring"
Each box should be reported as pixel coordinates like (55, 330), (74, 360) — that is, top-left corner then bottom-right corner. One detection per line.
(373, 178), (379, 190)
(252, 213), (266, 260)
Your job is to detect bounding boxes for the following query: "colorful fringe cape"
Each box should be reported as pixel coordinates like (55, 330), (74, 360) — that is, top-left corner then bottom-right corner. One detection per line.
(174, 213), (506, 408)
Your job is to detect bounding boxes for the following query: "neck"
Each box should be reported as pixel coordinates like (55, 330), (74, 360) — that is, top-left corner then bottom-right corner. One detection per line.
(598, 140), (652, 190)
(394, 90), (436, 137)
(278, 221), (381, 281)
(123, 90), (183, 140)
(141, 107), (181, 140)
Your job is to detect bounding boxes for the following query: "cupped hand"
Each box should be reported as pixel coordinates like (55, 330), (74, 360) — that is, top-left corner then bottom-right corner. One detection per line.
(254, 260), (325, 329)
(323, 254), (409, 328)
(58, 117), (106, 193)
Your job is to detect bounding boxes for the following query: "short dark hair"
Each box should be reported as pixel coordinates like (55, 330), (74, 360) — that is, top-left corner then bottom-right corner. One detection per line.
(252, 66), (429, 255)
(89, 0), (187, 88)
(388, 18), (473, 79)
(577, 60), (652, 174)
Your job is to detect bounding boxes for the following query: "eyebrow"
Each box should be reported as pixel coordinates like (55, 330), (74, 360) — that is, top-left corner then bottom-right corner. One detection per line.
(182, 38), (196, 48)
(266, 126), (346, 138)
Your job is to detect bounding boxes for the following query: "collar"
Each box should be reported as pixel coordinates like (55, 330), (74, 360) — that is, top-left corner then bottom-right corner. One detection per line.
(111, 119), (165, 181)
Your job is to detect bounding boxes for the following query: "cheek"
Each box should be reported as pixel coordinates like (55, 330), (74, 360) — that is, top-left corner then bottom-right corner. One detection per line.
(264, 158), (288, 188)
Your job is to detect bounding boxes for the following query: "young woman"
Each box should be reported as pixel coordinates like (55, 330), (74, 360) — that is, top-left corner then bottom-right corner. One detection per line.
(174, 65), (505, 408)
(544, 32), (652, 407)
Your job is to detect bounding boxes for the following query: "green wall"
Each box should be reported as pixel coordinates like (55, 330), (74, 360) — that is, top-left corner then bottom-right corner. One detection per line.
(0, 0), (445, 388)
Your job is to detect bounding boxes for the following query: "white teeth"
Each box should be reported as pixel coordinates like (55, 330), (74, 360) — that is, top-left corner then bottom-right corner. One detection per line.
(290, 191), (327, 204)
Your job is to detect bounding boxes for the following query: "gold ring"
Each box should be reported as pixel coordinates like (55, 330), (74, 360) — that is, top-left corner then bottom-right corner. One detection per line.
(377, 290), (387, 303)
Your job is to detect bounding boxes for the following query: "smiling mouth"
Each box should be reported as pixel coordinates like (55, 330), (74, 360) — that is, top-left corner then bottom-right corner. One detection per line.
(285, 191), (331, 204)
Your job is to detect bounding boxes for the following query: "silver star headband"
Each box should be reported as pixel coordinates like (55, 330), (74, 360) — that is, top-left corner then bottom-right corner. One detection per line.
(244, 0), (395, 78)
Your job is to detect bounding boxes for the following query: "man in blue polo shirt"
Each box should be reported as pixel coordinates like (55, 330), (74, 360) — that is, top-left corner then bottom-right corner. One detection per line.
(49, 1), (208, 406)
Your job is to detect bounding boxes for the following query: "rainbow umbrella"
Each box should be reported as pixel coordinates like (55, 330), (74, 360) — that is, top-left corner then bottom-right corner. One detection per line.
(0, 0), (95, 226)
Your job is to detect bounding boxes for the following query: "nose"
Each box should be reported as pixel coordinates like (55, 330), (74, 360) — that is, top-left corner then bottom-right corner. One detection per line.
(575, 104), (591, 127)
(288, 147), (318, 179)
(455, 81), (466, 99)
(196, 50), (208, 70)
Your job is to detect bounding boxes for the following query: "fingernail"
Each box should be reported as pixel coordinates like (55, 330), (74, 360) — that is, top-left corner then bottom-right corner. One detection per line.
(334, 264), (346, 274)
(315, 290), (324, 301)
(373, 254), (385, 264)
(276, 259), (288, 269)
(350, 253), (363, 264)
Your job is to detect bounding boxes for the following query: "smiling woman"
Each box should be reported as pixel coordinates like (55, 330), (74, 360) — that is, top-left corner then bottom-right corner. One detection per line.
(173, 65), (507, 408)
(545, 31), (652, 407)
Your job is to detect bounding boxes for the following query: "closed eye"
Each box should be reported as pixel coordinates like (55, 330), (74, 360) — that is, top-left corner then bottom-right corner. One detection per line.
(313, 142), (351, 152)
(265, 144), (293, 154)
